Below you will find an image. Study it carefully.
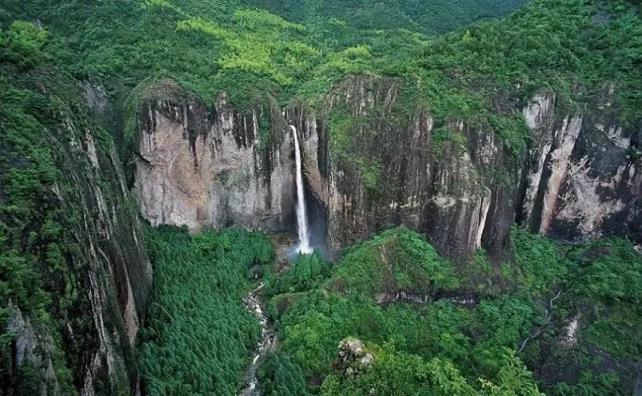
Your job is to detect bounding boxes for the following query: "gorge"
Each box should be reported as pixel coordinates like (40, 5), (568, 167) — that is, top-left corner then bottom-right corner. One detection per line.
(1, 0), (641, 395)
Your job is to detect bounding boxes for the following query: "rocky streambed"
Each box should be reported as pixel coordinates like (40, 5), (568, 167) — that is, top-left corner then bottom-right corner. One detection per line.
(240, 282), (276, 396)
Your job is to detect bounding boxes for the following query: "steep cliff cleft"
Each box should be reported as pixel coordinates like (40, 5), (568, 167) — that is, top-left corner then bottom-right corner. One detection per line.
(118, 0), (641, 261)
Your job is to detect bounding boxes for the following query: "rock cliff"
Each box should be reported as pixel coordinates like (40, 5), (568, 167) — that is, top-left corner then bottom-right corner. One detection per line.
(134, 81), (296, 233)
(134, 76), (641, 259)
(286, 76), (640, 258)
(286, 76), (509, 258)
(1, 74), (152, 395)
(520, 85), (641, 243)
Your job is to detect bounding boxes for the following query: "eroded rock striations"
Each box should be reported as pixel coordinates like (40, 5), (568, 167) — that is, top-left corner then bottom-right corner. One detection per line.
(134, 81), (296, 233)
(286, 76), (641, 258)
(520, 84), (641, 243)
(2, 77), (152, 395)
(134, 77), (641, 259)
(286, 76), (513, 258)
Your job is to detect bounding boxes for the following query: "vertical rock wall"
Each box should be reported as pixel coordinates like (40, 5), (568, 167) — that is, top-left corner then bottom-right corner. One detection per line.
(286, 77), (639, 259)
(134, 82), (297, 233)
(286, 76), (508, 259)
(520, 84), (641, 243)
(2, 78), (153, 395)
(134, 77), (640, 260)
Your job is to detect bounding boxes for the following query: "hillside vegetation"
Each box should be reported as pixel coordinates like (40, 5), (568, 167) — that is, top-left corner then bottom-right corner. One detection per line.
(261, 227), (642, 395)
(139, 227), (274, 394)
(242, 0), (529, 35)
(2, 0), (639, 160)
(0, 21), (151, 394)
(1, 0), (641, 395)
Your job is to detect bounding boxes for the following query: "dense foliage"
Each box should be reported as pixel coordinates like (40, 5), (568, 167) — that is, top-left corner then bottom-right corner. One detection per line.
(3, 0), (639, 157)
(265, 252), (332, 297)
(1, 21), (146, 394)
(256, 351), (309, 396)
(258, 227), (642, 395)
(139, 227), (274, 395)
(327, 227), (459, 297)
(1, 0), (641, 395)
(243, 0), (528, 36)
(0, 22), (72, 393)
(0, 0), (529, 99)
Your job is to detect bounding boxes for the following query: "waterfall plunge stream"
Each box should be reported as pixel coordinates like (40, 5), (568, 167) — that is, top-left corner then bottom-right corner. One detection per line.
(291, 125), (312, 254)
(240, 126), (312, 395)
(240, 282), (274, 396)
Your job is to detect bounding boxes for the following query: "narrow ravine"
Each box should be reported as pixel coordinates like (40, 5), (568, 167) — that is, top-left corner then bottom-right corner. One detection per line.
(240, 282), (275, 396)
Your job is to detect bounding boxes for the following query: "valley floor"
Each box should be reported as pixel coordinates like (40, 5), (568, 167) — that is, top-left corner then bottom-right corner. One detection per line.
(138, 226), (642, 395)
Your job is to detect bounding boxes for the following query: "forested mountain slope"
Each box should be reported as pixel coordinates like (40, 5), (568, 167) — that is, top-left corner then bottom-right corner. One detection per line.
(0, 24), (152, 394)
(0, 0), (641, 395)
(260, 227), (642, 395)
(241, 0), (529, 35)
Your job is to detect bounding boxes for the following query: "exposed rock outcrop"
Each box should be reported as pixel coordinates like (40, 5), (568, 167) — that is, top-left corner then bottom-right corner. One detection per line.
(6, 304), (60, 395)
(134, 77), (640, 260)
(134, 81), (297, 233)
(64, 104), (153, 395)
(2, 78), (153, 395)
(285, 77), (640, 258)
(334, 338), (374, 379)
(286, 76), (511, 259)
(520, 84), (642, 243)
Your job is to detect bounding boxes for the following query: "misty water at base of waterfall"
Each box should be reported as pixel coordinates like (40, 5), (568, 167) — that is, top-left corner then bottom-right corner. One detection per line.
(291, 125), (313, 255)
(239, 128), (323, 394)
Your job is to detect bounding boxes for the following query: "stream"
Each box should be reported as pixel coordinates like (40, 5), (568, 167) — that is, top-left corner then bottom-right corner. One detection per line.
(240, 282), (275, 396)
(239, 124), (310, 394)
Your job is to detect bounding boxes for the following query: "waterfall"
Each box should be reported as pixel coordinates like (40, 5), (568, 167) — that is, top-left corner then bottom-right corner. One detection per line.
(291, 125), (312, 254)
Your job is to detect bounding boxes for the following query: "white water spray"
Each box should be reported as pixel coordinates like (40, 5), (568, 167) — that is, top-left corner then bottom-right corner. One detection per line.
(291, 125), (312, 254)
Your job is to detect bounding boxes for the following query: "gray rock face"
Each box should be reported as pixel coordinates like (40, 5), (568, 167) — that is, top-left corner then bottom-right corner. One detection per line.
(287, 77), (640, 258)
(6, 304), (60, 395)
(520, 84), (641, 243)
(134, 77), (640, 259)
(57, 111), (153, 395)
(335, 338), (374, 378)
(287, 76), (510, 259)
(135, 84), (296, 233)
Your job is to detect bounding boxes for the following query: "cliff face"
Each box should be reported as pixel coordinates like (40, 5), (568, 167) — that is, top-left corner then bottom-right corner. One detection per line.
(286, 76), (640, 258)
(134, 76), (640, 259)
(287, 76), (513, 258)
(134, 81), (296, 233)
(520, 85), (642, 243)
(57, 126), (153, 396)
(1, 74), (152, 395)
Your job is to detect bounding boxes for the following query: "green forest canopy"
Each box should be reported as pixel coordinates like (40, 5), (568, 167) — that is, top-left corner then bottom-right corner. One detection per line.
(2, 0), (639, 158)
(260, 227), (642, 395)
(1, 0), (641, 394)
